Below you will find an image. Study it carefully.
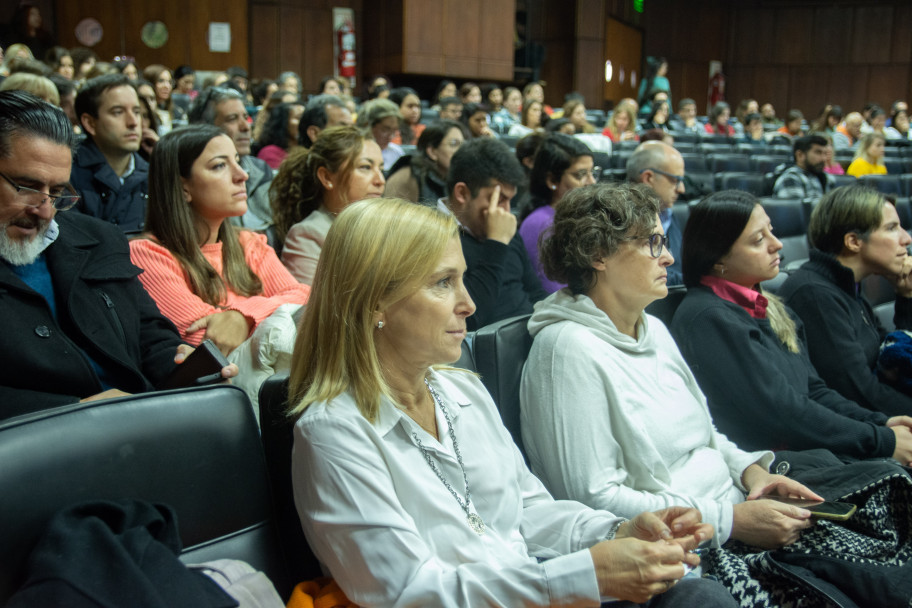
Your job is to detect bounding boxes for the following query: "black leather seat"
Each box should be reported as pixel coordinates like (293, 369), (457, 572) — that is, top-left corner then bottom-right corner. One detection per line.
(473, 314), (533, 460)
(255, 338), (477, 585)
(759, 197), (810, 268)
(708, 154), (751, 173)
(680, 152), (707, 173)
(715, 171), (769, 196)
(859, 174), (903, 195)
(0, 384), (292, 603)
(646, 285), (687, 326)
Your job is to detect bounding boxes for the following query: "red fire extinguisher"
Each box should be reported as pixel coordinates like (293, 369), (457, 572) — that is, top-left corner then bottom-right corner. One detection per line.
(337, 19), (356, 80)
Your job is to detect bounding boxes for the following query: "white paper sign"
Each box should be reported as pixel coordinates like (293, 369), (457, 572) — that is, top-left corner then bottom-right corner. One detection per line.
(208, 23), (231, 53)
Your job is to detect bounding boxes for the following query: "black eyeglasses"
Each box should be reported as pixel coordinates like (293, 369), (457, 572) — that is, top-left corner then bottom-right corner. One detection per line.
(641, 167), (684, 187)
(633, 233), (669, 258)
(0, 171), (80, 211)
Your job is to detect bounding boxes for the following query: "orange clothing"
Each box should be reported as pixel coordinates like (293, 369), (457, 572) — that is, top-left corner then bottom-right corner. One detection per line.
(836, 124), (855, 147)
(390, 123), (426, 145)
(286, 578), (357, 608)
(129, 230), (310, 345)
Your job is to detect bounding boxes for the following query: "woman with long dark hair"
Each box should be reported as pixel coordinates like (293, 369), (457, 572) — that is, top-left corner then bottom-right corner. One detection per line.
(670, 190), (912, 463)
(519, 133), (595, 292)
(385, 120), (467, 205)
(253, 101), (305, 169)
(130, 124), (309, 353)
(389, 86), (424, 145)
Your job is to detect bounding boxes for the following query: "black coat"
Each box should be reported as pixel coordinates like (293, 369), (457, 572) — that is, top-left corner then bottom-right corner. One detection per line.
(0, 212), (184, 417)
(670, 286), (894, 460)
(460, 230), (546, 331)
(70, 138), (150, 233)
(779, 250), (912, 416)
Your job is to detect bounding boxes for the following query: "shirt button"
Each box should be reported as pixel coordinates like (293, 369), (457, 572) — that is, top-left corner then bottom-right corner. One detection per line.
(775, 461), (790, 476)
(35, 325), (51, 338)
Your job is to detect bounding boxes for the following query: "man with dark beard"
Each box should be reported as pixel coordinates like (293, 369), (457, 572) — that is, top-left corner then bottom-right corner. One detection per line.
(772, 134), (835, 202)
(0, 91), (234, 417)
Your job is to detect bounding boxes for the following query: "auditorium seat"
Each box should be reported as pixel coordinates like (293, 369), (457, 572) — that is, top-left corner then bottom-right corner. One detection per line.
(680, 153), (707, 173)
(646, 285), (687, 326)
(0, 384), (294, 602)
(715, 172), (769, 196)
(698, 142), (735, 156)
(759, 197), (810, 268)
(610, 150), (632, 169)
(708, 154), (751, 173)
(750, 154), (788, 174)
(830, 174), (858, 189)
(473, 314), (533, 460)
(686, 170), (715, 196)
(699, 134), (734, 145)
(858, 174), (903, 195)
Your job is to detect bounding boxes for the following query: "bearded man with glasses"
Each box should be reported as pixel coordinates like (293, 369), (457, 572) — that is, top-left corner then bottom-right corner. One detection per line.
(627, 140), (687, 285)
(0, 91), (235, 417)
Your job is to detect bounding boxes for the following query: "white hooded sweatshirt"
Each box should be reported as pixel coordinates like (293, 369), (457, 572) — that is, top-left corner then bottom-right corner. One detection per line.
(519, 289), (772, 545)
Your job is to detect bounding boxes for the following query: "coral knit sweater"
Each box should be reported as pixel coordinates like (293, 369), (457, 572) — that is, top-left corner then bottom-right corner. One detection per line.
(130, 231), (310, 346)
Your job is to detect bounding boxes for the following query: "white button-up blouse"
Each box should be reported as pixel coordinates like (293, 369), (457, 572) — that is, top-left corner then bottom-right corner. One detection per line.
(292, 368), (623, 607)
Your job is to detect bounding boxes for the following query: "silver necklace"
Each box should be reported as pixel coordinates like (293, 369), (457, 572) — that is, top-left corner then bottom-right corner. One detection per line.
(411, 378), (486, 535)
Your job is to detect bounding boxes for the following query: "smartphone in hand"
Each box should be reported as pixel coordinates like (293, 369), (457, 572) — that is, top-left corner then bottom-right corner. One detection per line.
(157, 340), (230, 390)
(761, 495), (857, 521)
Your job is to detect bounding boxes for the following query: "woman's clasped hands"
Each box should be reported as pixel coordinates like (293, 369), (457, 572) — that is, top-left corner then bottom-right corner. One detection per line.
(589, 506), (711, 604)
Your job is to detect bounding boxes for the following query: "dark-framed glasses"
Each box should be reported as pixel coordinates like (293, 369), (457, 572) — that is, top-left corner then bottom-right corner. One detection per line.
(567, 166), (602, 181)
(644, 233), (669, 258)
(641, 167), (684, 187)
(0, 171), (80, 211)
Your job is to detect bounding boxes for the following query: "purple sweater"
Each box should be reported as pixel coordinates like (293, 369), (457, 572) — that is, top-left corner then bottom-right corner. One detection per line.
(519, 205), (565, 293)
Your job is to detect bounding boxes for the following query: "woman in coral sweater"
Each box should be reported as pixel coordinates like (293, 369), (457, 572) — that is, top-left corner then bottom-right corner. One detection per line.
(130, 124), (310, 357)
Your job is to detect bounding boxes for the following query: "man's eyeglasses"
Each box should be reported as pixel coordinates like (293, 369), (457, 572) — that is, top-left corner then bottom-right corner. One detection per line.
(641, 167), (684, 187)
(635, 233), (669, 258)
(0, 171), (80, 211)
(567, 166), (602, 181)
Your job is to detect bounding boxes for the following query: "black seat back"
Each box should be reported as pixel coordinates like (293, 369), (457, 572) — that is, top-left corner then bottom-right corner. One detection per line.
(473, 314), (533, 459)
(255, 336), (477, 583)
(646, 285), (687, 326)
(0, 385), (290, 603)
(258, 373), (323, 584)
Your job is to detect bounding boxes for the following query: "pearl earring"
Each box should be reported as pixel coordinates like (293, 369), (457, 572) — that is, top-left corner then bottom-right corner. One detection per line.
(376, 320), (384, 329)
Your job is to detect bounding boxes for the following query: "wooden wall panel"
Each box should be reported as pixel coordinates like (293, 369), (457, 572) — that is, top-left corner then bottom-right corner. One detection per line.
(827, 65), (869, 115)
(249, 6), (279, 80)
(851, 5), (893, 65)
(56, 0), (248, 72)
(250, 0), (364, 96)
(810, 6), (852, 65)
(769, 7), (812, 65)
(891, 4), (912, 63)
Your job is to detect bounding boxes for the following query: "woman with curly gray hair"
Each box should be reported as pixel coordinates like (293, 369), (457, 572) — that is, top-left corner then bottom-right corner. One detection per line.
(520, 183), (831, 604)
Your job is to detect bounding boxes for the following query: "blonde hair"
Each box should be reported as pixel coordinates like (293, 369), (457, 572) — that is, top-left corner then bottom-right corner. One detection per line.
(854, 132), (886, 164)
(606, 101), (637, 139)
(288, 198), (459, 421)
(0, 72), (59, 105)
(764, 292), (799, 353)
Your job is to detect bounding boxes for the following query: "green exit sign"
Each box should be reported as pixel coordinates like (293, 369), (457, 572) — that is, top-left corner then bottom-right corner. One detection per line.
(634, 0), (644, 12)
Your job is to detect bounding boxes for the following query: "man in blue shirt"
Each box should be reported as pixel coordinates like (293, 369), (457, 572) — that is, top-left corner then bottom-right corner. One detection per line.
(627, 141), (685, 285)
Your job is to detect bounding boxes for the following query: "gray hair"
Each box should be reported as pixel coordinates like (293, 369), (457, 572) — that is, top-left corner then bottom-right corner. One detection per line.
(356, 98), (401, 129)
(188, 86), (246, 125)
(626, 141), (674, 183)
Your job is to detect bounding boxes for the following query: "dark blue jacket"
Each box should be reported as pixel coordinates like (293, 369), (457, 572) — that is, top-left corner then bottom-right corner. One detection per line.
(70, 138), (149, 233)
